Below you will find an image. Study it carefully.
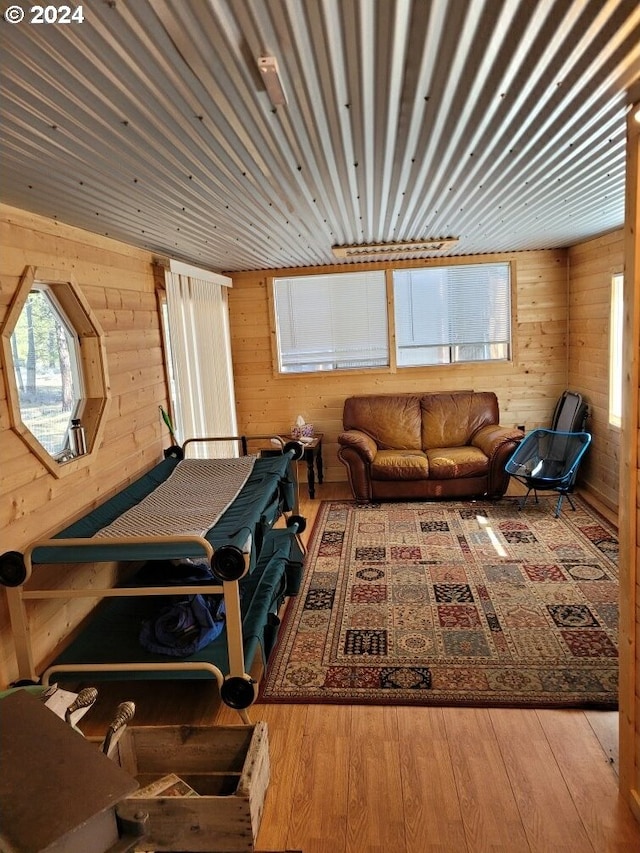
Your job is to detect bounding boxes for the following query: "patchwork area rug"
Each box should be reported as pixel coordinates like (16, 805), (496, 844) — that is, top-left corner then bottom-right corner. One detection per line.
(261, 497), (619, 708)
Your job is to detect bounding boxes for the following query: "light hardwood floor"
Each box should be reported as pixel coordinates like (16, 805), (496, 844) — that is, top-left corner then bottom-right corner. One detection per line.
(78, 482), (640, 853)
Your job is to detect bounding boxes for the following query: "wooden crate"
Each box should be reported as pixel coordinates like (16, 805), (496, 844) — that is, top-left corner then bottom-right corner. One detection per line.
(113, 722), (270, 852)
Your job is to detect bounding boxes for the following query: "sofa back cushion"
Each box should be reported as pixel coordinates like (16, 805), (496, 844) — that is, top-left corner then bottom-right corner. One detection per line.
(420, 392), (499, 448)
(343, 395), (422, 450)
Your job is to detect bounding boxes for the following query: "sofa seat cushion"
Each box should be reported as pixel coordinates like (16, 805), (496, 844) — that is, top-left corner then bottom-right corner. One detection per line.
(371, 449), (429, 481)
(426, 446), (488, 480)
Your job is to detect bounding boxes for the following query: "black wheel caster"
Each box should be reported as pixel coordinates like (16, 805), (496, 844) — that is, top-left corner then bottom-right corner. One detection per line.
(220, 676), (256, 710)
(283, 440), (304, 460)
(0, 551), (27, 587)
(163, 445), (184, 460)
(287, 514), (307, 534)
(212, 545), (247, 581)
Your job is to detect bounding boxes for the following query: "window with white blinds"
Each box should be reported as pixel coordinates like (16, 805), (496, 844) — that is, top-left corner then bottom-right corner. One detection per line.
(273, 271), (388, 373)
(609, 272), (623, 427)
(393, 263), (511, 365)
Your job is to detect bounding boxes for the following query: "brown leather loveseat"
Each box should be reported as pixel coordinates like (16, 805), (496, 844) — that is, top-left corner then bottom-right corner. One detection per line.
(337, 391), (523, 502)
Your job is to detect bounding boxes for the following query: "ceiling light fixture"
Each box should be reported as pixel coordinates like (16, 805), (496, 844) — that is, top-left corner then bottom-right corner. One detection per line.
(332, 238), (459, 259)
(257, 56), (288, 107)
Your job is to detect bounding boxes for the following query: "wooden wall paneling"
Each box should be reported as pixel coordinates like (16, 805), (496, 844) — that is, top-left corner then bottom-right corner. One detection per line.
(0, 199), (627, 697)
(0, 204), (169, 686)
(618, 111), (640, 822)
(229, 250), (569, 484)
(1, 440), (42, 495)
(568, 229), (624, 510)
(228, 236), (620, 499)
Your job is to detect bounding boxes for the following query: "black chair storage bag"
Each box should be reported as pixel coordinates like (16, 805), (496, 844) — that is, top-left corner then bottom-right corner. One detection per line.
(551, 390), (588, 432)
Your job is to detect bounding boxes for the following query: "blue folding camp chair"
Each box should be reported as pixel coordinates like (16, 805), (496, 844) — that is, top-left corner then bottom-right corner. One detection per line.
(505, 428), (591, 517)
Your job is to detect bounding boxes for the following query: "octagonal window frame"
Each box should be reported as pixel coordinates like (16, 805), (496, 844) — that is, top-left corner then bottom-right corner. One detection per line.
(1, 266), (110, 477)
(10, 284), (85, 457)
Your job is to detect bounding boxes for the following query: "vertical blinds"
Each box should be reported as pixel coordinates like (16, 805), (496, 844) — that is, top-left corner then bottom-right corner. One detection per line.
(165, 272), (237, 457)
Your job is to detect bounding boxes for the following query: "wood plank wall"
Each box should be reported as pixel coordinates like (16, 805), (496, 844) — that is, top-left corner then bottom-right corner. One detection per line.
(568, 230), (624, 510)
(0, 205), (167, 686)
(228, 251), (570, 486)
(0, 206), (626, 693)
(619, 114), (640, 821)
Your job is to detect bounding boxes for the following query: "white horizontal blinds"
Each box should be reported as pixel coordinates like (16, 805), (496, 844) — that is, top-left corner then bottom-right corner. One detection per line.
(449, 263), (511, 362)
(274, 271), (388, 372)
(394, 262), (511, 365)
(394, 267), (449, 365)
(165, 272), (237, 458)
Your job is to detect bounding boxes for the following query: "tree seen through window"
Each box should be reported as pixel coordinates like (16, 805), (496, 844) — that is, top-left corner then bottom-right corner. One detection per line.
(10, 288), (82, 455)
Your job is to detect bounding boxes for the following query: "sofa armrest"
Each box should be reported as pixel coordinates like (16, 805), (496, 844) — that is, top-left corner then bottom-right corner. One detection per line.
(337, 429), (377, 462)
(337, 430), (378, 501)
(472, 424), (524, 498)
(472, 424), (524, 457)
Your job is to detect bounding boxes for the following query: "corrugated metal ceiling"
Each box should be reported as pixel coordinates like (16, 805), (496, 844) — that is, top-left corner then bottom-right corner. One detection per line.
(1, 0), (639, 272)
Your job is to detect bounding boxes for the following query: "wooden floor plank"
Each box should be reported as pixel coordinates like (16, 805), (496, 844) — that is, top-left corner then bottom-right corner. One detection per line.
(284, 704), (351, 853)
(489, 707), (594, 851)
(584, 709), (619, 775)
(77, 678), (223, 731)
(69, 483), (640, 852)
(396, 706), (468, 852)
(536, 709), (640, 852)
(345, 706), (406, 853)
(444, 707), (530, 851)
(250, 704), (309, 852)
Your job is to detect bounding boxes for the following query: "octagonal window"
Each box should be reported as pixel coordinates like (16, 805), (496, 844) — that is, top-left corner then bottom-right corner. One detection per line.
(10, 286), (84, 457)
(1, 266), (110, 477)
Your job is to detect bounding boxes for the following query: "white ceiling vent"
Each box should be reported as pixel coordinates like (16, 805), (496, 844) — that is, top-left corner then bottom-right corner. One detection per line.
(332, 239), (459, 259)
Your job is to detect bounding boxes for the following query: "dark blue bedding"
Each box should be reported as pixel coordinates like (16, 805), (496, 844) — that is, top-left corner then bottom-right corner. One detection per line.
(36, 450), (304, 686)
(31, 453), (296, 568)
(49, 527), (304, 680)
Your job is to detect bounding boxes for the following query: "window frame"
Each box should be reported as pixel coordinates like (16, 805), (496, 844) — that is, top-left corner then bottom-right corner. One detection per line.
(270, 268), (391, 375)
(10, 283), (86, 459)
(269, 260), (515, 376)
(609, 271), (624, 429)
(392, 261), (512, 367)
(0, 265), (110, 477)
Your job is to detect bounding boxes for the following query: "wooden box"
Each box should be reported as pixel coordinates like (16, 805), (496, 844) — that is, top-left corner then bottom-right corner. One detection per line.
(112, 722), (270, 852)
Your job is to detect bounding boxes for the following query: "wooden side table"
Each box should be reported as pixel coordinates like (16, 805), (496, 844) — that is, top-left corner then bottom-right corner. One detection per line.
(298, 434), (323, 498)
